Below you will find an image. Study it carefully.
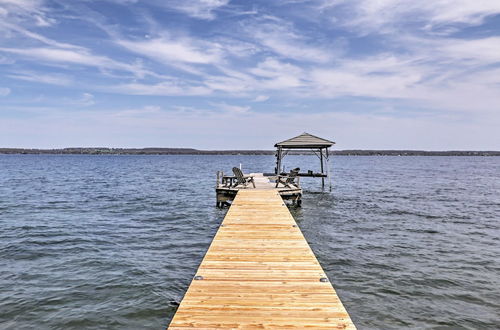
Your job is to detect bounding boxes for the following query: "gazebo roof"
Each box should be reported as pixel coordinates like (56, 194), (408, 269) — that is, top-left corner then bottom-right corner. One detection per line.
(274, 132), (335, 149)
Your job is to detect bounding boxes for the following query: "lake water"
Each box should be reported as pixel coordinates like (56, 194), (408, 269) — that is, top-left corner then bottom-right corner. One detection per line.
(0, 155), (499, 329)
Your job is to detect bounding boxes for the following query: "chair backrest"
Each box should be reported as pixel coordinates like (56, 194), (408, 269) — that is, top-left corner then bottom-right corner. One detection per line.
(286, 168), (300, 183)
(232, 167), (246, 184)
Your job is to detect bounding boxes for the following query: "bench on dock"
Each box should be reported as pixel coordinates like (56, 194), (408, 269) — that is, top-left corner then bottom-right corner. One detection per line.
(232, 167), (255, 188)
(276, 167), (300, 188)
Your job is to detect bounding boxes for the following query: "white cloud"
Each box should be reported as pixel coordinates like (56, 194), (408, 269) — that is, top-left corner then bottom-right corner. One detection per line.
(7, 71), (73, 86)
(0, 0), (56, 29)
(212, 37), (261, 58)
(254, 95), (269, 102)
(0, 21), (81, 49)
(249, 58), (304, 89)
(0, 87), (11, 96)
(204, 71), (255, 93)
(117, 37), (222, 65)
(310, 66), (421, 99)
(77, 93), (95, 106)
(33, 14), (55, 27)
(322, 0), (500, 33)
(155, 0), (230, 20)
(111, 105), (162, 117)
(437, 37), (500, 64)
(247, 19), (333, 63)
(250, 58), (302, 78)
(0, 0), (45, 15)
(111, 81), (212, 96)
(307, 47), (500, 114)
(202, 58), (305, 94)
(417, 0), (500, 26)
(0, 47), (147, 77)
(210, 101), (250, 113)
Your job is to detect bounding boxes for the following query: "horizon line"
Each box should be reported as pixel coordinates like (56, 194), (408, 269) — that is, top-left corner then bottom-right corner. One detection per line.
(1, 147), (499, 153)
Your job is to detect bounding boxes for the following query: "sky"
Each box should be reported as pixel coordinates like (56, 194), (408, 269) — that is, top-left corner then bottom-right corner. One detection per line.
(0, 0), (499, 150)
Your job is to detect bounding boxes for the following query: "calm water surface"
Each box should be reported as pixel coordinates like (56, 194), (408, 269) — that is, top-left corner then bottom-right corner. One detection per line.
(0, 155), (499, 329)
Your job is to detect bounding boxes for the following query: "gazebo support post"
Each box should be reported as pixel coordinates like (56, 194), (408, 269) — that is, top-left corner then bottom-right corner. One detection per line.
(326, 147), (332, 192)
(320, 148), (325, 189)
(275, 146), (282, 175)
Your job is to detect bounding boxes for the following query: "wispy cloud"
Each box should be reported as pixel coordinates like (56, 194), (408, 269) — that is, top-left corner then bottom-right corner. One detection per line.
(0, 47), (147, 77)
(116, 36), (222, 65)
(0, 21), (78, 49)
(436, 36), (500, 64)
(249, 58), (304, 89)
(0, 0), (50, 22)
(321, 0), (500, 33)
(0, 87), (11, 96)
(7, 71), (73, 86)
(76, 92), (95, 106)
(210, 101), (251, 113)
(153, 0), (230, 20)
(254, 95), (269, 102)
(111, 81), (212, 96)
(111, 105), (162, 118)
(245, 18), (334, 63)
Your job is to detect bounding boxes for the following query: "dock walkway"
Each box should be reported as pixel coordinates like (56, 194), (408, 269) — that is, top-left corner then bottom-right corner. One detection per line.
(169, 189), (355, 329)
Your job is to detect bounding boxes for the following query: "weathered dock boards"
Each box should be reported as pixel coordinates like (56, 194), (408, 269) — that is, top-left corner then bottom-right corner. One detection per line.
(169, 189), (355, 329)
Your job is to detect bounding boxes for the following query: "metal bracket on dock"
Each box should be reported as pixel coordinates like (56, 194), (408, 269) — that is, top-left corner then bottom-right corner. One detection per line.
(193, 275), (204, 280)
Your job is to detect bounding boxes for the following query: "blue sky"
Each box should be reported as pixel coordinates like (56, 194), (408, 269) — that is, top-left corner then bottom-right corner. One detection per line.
(0, 0), (499, 150)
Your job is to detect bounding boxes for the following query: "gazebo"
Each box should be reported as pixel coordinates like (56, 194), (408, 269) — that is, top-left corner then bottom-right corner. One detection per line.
(274, 132), (335, 190)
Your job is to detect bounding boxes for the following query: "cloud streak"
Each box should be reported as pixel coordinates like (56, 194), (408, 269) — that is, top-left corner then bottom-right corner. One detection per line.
(117, 36), (222, 65)
(0, 46), (147, 77)
(157, 0), (230, 20)
(320, 0), (500, 33)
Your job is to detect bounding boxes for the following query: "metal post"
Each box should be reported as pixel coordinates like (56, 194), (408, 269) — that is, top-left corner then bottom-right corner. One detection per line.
(326, 148), (332, 192)
(320, 148), (325, 190)
(216, 171), (220, 208)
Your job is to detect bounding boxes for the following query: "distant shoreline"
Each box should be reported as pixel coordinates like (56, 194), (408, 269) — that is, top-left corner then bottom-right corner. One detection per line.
(0, 148), (498, 156)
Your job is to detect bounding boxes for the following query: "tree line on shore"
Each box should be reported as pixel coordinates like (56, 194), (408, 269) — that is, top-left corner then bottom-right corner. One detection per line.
(0, 148), (498, 156)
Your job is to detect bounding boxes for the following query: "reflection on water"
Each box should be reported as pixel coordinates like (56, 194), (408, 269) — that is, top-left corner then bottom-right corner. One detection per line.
(0, 155), (498, 329)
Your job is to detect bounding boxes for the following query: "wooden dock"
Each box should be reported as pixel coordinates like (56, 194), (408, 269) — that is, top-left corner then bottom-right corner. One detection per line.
(169, 189), (355, 329)
(216, 173), (302, 207)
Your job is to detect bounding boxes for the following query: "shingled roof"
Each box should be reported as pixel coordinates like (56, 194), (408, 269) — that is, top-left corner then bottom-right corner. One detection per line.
(274, 132), (335, 148)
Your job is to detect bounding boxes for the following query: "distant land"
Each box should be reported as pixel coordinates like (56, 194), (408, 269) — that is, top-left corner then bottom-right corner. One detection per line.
(0, 148), (499, 156)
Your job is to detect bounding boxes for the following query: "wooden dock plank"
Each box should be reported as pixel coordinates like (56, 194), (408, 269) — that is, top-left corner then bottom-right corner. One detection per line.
(169, 189), (355, 329)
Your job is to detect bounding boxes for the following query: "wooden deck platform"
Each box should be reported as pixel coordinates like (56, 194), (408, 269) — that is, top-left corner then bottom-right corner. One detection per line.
(169, 189), (355, 329)
(216, 173), (302, 207)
